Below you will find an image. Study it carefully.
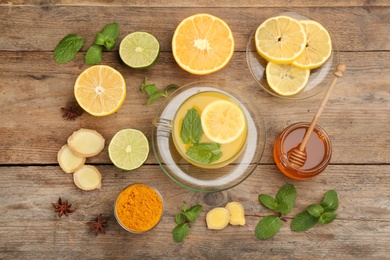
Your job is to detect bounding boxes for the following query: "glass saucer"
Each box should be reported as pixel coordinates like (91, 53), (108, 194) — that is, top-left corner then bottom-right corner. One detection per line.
(152, 81), (266, 192)
(246, 12), (340, 99)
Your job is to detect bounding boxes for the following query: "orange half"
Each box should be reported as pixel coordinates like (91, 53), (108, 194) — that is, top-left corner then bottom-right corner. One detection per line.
(172, 13), (235, 75)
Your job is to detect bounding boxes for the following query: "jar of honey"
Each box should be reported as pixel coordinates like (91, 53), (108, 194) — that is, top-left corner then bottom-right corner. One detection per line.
(273, 122), (332, 180)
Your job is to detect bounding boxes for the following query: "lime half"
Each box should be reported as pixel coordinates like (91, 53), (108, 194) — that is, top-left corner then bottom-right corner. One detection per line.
(108, 129), (149, 170)
(119, 32), (160, 69)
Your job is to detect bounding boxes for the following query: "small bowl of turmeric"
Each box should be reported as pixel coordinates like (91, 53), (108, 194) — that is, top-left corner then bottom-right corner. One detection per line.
(114, 183), (163, 233)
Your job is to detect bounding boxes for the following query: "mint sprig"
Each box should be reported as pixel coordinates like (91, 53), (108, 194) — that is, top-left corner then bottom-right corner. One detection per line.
(86, 22), (120, 65)
(179, 108), (222, 164)
(172, 204), (202, 243)
(291, 190), (339, 232)
(54, 22), (119, 65)
(141, 78), (180, 105)
(54, 34), (84, 63)
(255, 184), (297, 240)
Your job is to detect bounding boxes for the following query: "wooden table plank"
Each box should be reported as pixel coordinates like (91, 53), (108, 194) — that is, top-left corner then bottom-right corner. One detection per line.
(1, 6), (390, 52)
(1, 0), (390, 8)
(1, 51), (389, 165)
(0, 165), (389, 259)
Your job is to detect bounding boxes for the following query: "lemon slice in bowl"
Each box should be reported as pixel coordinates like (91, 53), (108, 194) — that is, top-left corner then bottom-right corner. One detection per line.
(108, 129), (149, 171)
(119, 32), (160, 69)
(74, 65), (126, 116)
(292, 20), (332, 69)
(172, 13), (235, 75)
(255, 15), (307, 64)
(266, 62), (310, 96)
(201, 100), (246, 144)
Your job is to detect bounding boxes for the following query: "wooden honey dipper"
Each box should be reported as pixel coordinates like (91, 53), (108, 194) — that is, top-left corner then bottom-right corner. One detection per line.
(288, 63), (346, 168)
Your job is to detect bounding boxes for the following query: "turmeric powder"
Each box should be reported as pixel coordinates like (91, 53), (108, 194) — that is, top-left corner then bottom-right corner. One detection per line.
(115, 184), (163, 232)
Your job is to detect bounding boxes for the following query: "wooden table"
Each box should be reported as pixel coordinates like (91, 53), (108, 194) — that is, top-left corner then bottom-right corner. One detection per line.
(1, 1), (389, 259)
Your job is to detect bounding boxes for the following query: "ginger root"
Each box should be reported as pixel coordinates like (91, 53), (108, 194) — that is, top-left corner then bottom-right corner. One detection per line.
(73, 165), (102, 191)
(206, 207), (230, 230)
(57, 144), (85, 173)
(67, 128), (105, 157)
(225, 202), (246, 226)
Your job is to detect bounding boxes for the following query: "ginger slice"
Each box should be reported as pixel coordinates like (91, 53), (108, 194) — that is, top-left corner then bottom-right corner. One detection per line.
(206, 207), (230, 230)
(67, 128), (105, 157)
(73, 165), (102, 191)
(57, 144), (86, 173)
(225, 202), (246, 226)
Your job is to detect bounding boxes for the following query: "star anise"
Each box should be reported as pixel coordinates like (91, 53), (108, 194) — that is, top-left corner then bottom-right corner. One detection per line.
(51, 197), (76, 218)
(87, 213), (109, 236)
(61, 106), (81, 121)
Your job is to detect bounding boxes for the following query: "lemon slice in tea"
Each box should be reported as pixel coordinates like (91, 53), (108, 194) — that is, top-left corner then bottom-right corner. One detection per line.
(266, 62), (310, 96)
(119, 32), (160, 69)
(201, 100), (246, 144)
(108, 129), (149, 170)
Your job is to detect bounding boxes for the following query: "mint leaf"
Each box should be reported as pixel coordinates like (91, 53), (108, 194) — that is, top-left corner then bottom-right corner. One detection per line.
(258, 194), (277, 211)
(54, 34), (84, 63)
(307, 204), (324, 217)
(85, 44), (103, 65)
(180, 108), (202, 145)
(141, 79), (158, 95)
(140, 79), (180, 105)
(291, 210), (319, 232)
(147, 91), (166, 105)
(319, 212), (337, 224)
(321, 190), (339, 212)
(175, 212), (185, 225)
(275, 183), (296, 214)
(186, 142), (222, 164)
(100, 23), (119, 47)
(164, 84), (180, 92)
(181, 205), (188, 212)
(172, 223), (189, 243)
(275, 201), (292, 215)
(255, 215), (283, 240)
(95, 22), (120, 50)
(186, 204), (202, 221)
(95, 32), (107, 46)
(104, 38), (116, 51)
(187, 205), (202, 218)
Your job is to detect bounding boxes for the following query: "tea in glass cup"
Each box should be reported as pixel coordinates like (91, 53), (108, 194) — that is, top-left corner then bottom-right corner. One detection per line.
(152, 81), (266, 192)
(171, 91), (247, 169)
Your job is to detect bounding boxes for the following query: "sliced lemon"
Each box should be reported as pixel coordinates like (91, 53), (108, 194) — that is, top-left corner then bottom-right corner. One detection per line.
(201, 100), (246, 144)
(74, 65), (126, 116)
(266, 62), (310, 96)
(255, 15), (307, 64)
(119, 32), (160, 69)
(172, 13), (235, 75)
(292, 20), (332, 69)
(108, 129), (149, 171)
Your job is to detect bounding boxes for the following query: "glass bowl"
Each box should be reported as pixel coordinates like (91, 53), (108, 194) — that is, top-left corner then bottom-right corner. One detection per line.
(246, 12), (339, 99)
(152, 81), (266, 192)
(114, 183), (163, 233)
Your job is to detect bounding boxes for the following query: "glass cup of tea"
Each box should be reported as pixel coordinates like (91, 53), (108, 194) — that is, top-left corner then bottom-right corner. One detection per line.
(152, 81), (266, 192)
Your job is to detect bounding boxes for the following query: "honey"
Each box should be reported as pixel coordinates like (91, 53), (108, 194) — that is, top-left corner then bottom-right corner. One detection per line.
(273, 122), (332, 180)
